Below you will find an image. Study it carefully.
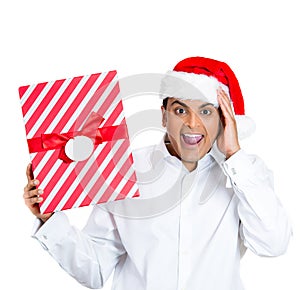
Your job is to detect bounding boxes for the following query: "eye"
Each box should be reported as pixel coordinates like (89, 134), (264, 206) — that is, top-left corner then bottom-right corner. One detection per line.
(175, 107), (186, 114)
(200, 109), (212, 115)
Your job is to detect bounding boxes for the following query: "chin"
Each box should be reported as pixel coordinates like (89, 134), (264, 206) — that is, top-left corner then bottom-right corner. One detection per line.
(181, 153), (204, 163)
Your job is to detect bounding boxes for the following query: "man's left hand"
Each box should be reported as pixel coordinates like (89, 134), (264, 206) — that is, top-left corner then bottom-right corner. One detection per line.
(216, 88), (240, 159)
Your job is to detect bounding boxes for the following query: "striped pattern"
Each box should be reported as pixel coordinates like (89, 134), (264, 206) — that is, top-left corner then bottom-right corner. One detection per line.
(19, 71), (139, 213)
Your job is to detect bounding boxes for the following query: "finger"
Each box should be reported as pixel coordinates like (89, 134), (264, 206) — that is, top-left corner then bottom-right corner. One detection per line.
(218, 89), (234, 115)
(217, 89), (235, 120)
(218, 87), (230, 100)
(26, 163), (34, 182)
(24, 195), (43, 206)
(24, 179), (40, 191)
(217, 87), (230, 101)
(23, 188), (43, 199)
(217, 94), (230, 119)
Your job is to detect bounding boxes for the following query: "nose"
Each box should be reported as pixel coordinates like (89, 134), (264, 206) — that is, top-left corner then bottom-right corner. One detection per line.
(185, 111), (203, 129)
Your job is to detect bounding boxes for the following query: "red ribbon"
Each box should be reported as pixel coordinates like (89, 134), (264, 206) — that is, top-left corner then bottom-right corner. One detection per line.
(27, 112), (128, 163)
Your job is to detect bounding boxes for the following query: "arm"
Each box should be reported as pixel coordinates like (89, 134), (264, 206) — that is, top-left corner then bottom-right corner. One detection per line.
(32, 207), (125, 289)
(24, 164), (126, 289)
(216, 89), (292, 256)
(223, 150), (292, 256)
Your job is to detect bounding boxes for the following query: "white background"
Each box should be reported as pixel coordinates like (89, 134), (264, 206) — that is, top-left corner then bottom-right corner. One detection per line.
(1, 0), (299, 289)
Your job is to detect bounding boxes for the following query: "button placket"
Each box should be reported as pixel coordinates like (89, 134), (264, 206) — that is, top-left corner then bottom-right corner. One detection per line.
(177, 173), (194, 290)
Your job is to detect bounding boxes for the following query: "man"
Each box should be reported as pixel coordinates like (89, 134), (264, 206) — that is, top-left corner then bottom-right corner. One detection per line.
(23, 57), (291, 290)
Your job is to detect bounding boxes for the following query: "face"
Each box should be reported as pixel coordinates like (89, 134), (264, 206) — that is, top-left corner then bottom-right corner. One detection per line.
(161, 98), (221, 171)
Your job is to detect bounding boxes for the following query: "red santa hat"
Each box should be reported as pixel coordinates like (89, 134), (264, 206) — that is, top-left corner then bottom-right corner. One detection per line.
(161, 56), (255, 139)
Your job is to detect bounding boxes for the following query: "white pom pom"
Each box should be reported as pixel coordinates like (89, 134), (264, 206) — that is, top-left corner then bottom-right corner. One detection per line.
(235, 115), (256, 139)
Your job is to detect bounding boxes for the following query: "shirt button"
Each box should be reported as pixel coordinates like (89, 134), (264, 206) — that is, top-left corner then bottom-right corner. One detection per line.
(42, 234), (48, 240)
(181, 250), (188, 256)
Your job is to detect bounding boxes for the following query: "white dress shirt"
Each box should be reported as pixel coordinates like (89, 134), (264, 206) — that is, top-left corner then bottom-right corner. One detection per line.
(32, 140), (291, 290)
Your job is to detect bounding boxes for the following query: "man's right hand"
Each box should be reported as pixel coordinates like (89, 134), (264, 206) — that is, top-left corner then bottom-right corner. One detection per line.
(23, 163), (53, 223)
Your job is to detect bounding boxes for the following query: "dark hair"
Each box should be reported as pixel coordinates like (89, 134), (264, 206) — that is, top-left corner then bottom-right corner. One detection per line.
(162, 97), (169, 109)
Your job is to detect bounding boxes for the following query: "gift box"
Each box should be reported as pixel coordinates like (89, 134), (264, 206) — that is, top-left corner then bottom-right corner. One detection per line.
(19, 70), (140, 214)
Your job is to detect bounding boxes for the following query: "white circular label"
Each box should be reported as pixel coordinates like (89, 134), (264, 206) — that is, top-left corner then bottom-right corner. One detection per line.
(65, 136), (94, 162)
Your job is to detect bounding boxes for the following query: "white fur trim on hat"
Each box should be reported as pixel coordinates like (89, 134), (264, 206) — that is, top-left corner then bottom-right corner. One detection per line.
(160, 70), (230, 105)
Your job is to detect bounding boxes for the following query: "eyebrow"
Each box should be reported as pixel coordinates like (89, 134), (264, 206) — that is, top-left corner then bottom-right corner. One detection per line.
(170, 100), (216, 109)
(170, 100), (188, 108)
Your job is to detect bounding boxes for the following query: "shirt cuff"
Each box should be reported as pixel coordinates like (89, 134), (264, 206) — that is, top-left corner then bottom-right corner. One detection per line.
(222, 149), (255, 185)
(31, 211), (70, 251)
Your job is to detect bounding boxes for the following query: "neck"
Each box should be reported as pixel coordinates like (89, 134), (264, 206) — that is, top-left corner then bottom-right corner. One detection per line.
(165, 142), (198, 172)
(182, 160), (197, 172)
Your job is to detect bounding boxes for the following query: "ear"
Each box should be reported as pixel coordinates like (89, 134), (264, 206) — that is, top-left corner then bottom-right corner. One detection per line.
(161, 105), (167, 127)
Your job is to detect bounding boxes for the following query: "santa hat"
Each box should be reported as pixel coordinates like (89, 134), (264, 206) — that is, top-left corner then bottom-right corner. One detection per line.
(161, 56), (255, 139)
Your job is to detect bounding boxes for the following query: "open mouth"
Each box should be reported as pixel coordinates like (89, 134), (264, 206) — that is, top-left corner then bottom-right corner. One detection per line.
(181, 133), (204, 145)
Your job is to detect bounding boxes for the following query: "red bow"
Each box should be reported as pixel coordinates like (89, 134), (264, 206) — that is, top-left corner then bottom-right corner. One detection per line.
(27, 112), (128, 163)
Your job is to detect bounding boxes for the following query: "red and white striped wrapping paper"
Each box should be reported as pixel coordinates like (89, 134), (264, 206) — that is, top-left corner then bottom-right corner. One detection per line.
(19, 71), (140, 214)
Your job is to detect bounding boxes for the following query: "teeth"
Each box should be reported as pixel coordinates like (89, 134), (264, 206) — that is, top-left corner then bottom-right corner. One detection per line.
(183, 134), (203, 137)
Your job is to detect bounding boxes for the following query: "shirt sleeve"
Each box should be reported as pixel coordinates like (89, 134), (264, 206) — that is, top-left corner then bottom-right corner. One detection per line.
(32, 205), (126, 289)
(222, 149), (292, 257)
